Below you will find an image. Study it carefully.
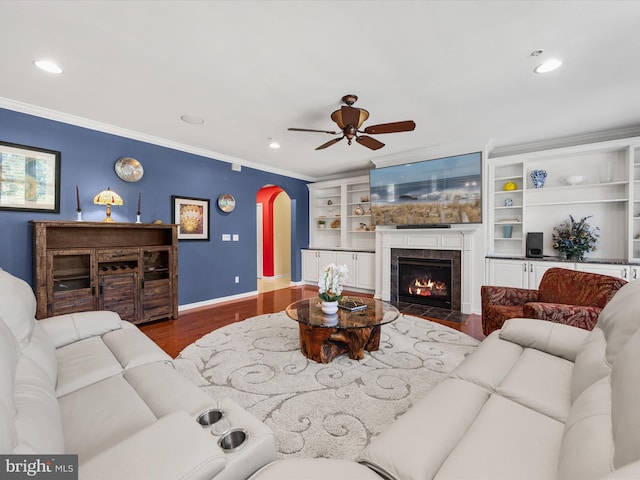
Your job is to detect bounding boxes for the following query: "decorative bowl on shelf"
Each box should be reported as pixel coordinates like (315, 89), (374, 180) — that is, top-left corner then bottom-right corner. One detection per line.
(561, 175), (587, 186)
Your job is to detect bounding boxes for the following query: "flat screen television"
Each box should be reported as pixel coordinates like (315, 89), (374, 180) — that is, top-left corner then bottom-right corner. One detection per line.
(369, 152), (482, 227)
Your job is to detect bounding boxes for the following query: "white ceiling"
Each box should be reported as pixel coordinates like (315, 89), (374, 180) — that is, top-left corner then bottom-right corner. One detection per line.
(1, 1), (640, 181)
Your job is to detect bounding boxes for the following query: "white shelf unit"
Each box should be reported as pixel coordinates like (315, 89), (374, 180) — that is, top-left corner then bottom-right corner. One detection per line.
(490, 162), (525, 257)
(632, 146), (640, 259)
(309, 183), (342, 249)
(308, 175), (375, 251)
(488, 137), (640, 261)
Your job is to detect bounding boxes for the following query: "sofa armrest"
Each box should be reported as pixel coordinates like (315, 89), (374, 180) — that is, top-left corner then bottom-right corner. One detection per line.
(499, 318), (589, 362)
(79, 412), (227, 480)
(39, 311), (122, 348)
(523, 302), (601, 331)
(481, 285), (539, 307)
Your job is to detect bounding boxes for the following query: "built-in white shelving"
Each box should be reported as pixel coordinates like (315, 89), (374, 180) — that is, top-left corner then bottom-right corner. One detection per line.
(308, 175), (374, 251)
(488, 137), (640, 261)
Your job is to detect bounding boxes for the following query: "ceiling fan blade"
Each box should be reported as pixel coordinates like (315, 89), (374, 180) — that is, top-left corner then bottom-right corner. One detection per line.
(356, 136), (385, 150)
(340, 105), (363, 128)
(364, 120), (416, 134)
(288, 127), (338, 134)
(316, 137), (344, 150)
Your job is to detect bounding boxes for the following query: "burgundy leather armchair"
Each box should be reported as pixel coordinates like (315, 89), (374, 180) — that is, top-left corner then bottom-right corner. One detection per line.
(481, 267), (627, 336)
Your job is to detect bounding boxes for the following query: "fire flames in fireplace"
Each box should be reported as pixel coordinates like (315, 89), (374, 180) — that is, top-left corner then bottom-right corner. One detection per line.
(394, 254), (458, 309)
(408, 276), (448, 298)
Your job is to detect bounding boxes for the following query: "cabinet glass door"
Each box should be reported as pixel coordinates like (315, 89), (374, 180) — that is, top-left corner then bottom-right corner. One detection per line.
(49, 250), (95, 316)
(143, 249), (170, 281)
(52, 253), (91, 291)
(141, 248), (172, 322)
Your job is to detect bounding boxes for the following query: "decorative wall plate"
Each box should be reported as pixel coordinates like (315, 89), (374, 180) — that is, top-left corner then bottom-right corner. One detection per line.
(115, 157), (144, 182)
(217, 193), (236, 213)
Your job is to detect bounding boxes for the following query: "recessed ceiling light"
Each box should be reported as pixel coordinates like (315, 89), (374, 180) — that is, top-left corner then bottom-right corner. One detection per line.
(33, 59), (63, 74)
(534, 58), (563, 74)
(268, 139), (280, 149)
(180, 115), (205, 125)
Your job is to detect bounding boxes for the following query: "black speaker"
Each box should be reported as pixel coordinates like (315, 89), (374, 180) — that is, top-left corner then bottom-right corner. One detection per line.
(526, 232), (544, 258)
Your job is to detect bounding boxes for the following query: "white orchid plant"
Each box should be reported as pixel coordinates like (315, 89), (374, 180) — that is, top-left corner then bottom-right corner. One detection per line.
(318, 263), (349, 302)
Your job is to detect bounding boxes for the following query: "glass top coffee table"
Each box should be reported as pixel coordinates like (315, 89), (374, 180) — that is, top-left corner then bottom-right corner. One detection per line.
(285, 297), (400, 364)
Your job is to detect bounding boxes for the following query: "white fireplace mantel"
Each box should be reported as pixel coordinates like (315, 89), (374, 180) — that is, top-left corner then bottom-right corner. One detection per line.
(374, 226), (478, 313)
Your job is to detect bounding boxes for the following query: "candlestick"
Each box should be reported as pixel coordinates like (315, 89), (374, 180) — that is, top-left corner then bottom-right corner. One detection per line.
(76, 211), (83, 222)
(136, 214), (141, 224)
(76, 185), (81, 212)
(137, 191), (141, 215)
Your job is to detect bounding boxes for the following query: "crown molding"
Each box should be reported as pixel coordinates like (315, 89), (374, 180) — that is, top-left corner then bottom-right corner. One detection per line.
(489, 126), (640, 158)
(0, 97), (316, 182)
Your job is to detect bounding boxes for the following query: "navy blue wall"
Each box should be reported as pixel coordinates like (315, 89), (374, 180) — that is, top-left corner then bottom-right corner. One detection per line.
(0, 108), (309, 305)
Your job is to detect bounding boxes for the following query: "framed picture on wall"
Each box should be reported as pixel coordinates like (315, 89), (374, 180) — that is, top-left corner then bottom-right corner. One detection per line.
(0, 141), (61, 212)
(172, 195), (210, 241)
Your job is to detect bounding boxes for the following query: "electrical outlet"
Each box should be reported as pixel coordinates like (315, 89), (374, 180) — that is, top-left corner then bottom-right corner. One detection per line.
(234, 276), (239, 284)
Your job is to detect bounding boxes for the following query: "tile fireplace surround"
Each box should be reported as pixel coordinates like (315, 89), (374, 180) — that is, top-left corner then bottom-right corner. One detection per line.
(374, 227), (477, 314)
(392, 249), (462, 311)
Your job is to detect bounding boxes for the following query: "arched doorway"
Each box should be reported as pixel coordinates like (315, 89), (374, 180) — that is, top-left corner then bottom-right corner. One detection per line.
(256, 185), (291, 293)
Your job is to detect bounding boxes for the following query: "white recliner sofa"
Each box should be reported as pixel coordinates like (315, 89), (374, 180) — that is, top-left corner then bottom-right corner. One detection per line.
(251, 277), (640, 479)
(0, 268), (276, 480)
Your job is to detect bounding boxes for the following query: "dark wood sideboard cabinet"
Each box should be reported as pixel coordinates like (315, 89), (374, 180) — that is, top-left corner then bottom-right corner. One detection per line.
(31, 221), (178, 324)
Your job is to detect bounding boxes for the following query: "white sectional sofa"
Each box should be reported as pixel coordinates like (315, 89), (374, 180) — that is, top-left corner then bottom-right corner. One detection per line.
(252, 277), (640, 479)
(0, 268), (276, 480)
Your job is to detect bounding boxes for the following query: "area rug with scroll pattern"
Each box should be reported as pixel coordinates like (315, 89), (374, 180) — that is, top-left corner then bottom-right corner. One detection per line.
(174, 311), (479, 460)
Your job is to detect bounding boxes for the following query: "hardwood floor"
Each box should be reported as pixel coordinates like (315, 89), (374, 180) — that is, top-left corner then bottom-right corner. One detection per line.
(140, 285), (485, 358)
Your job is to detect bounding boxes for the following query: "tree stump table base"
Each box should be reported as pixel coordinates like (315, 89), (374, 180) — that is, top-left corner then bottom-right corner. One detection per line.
(285, 298), (399, 364)
(298, 324), (382, 364)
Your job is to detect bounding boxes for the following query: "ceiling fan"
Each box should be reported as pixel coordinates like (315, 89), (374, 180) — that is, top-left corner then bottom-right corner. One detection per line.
(288, 94), (416, 151)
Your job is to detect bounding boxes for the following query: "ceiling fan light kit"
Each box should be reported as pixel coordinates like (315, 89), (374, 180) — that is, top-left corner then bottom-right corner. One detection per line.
(289, 94), (415, 151)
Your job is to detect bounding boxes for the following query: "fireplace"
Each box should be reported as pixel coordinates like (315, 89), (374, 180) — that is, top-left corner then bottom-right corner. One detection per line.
(376, 228), (474, 313)
(398, 257), (452, 308)
(390, 248), (462, 311)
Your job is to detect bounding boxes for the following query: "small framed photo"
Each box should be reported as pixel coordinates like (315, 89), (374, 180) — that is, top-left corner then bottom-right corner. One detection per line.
(0, 141), (61, 212)
(172, 195), (210, 241)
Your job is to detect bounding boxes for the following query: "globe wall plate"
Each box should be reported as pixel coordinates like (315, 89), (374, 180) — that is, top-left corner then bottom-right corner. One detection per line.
(115, 157), (144, 182)
(217, 193), (236, 213)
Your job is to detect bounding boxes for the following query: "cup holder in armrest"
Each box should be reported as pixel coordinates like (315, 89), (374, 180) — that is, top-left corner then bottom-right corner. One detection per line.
(196, 409), (224, 426)
(218, 429), (248, 452)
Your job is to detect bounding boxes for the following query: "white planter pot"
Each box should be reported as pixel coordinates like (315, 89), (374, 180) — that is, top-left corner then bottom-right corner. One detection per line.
(321, 300), (339, 315)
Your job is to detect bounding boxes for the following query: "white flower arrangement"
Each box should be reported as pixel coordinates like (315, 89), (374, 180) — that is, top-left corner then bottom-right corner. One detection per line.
(318, 263), (349, 302)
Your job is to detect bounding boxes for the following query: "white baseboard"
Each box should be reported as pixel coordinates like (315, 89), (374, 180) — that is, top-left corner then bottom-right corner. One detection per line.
(178, 290), (259, 312)
(260, 274), (289, 281)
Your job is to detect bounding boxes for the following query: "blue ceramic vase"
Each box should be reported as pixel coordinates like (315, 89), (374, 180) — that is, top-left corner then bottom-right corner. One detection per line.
(530, 169), (547, 188)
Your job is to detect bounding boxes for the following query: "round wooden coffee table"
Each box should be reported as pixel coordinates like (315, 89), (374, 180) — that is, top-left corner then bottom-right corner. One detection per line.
(285, 297), (399, 364)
